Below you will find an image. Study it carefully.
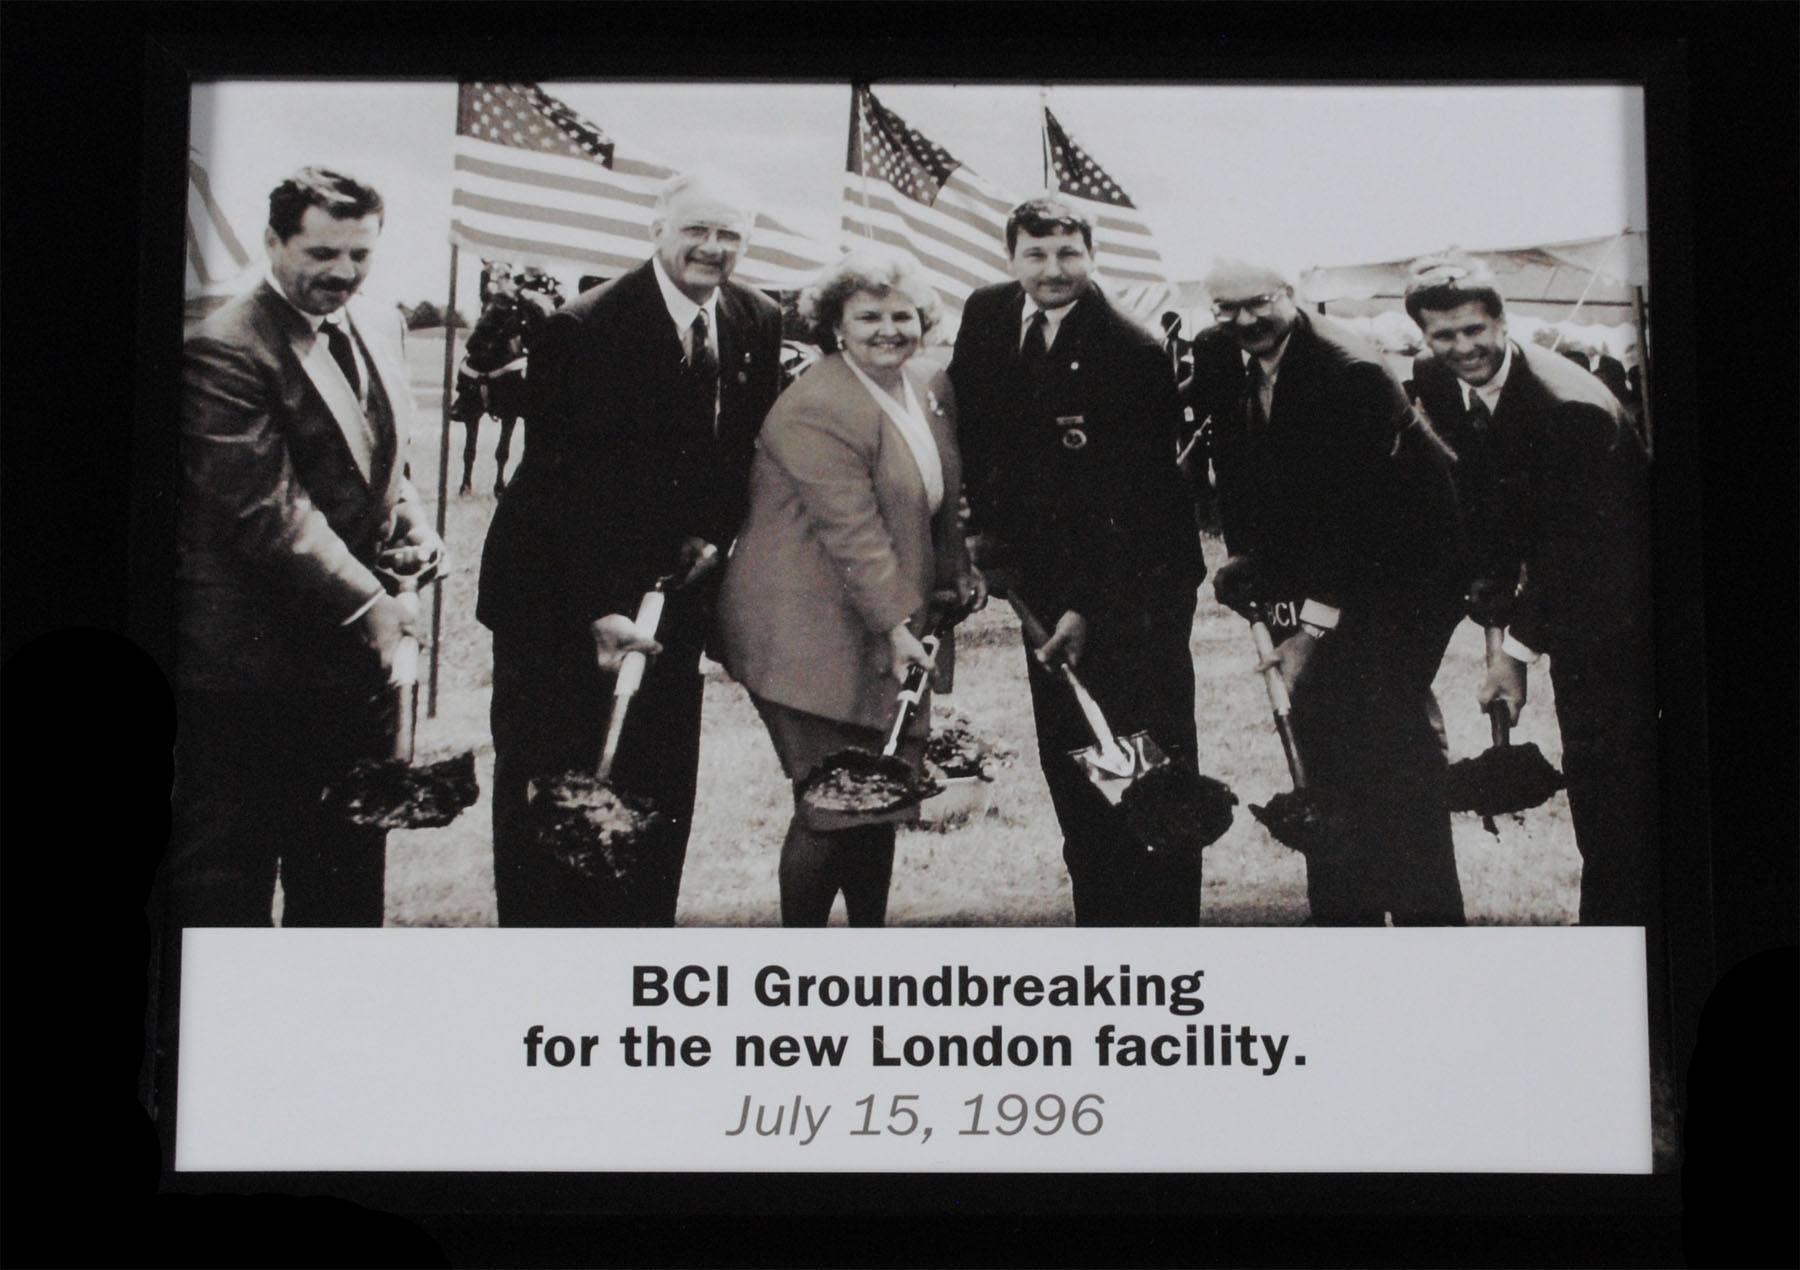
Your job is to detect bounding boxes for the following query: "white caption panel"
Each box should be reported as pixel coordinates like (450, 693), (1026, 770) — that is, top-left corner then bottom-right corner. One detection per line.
(175, 927), (1650, 1173)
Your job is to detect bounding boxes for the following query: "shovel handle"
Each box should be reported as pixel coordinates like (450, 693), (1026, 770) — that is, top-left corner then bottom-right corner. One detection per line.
(1007, 595), (1130, 766)
(612, 588), (668, 700)
(1250, 618), (1308, 790)
(390, 586), (421, 762)
(1482, 626), (1512, 747)
(597, 588), (668, 781)
(882, 635), (939, 756)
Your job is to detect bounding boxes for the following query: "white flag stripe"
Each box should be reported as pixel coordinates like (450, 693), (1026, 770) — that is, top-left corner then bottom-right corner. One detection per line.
(838, 214), (988, 300)
(451, 131), (833, 288)
(449, 218), (644, 275)
(839, 183), (1009, 278)
(1093, 213), (1159, 239)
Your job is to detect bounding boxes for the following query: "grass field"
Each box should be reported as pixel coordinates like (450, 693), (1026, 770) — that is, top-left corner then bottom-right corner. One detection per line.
(383, 332), (1585, 932)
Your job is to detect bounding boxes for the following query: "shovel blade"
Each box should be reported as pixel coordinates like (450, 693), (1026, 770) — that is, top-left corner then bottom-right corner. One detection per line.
(1067, 731), (1166, 804)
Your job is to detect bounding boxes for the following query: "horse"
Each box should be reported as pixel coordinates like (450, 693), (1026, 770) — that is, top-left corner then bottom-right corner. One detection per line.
(453, 266), (562, 496)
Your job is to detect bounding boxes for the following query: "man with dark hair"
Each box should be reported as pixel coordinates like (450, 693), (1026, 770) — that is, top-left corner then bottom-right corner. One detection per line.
(1189, 258), (1466, 926)
(950, 196), (1206, 926)
(477, 172), (783, 926)
(1404, 254), (1654, 929)
(171, 165), (441, 926)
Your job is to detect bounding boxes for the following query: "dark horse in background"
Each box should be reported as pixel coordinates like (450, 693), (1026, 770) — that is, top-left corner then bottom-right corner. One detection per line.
(453, 263), (563, 496)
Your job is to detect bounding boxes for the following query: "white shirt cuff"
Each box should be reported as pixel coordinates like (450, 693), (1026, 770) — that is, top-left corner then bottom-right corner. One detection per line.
(1298, 599), (1340, 631)
(341, 591), (382, 626)
(1500, 630), (1541, 664)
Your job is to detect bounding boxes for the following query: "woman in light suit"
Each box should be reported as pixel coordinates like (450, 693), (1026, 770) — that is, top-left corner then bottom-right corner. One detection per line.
(717, 249), (984, 926)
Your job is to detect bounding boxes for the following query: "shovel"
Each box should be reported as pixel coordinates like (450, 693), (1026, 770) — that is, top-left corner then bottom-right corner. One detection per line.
(321, 576), (479, 830)
(1244, 612), (1341, 857)
(1009, 595), (1235, 854)
(1445, 627), (1566, 834)
(797, 632), (945, 826)
(527, 580), (678, 887)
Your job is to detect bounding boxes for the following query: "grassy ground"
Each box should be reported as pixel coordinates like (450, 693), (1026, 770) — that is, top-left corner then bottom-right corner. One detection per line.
(384, 332), (1583, 932)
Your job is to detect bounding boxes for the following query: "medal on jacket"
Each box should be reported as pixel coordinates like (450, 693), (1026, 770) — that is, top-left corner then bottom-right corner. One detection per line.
(1056, 414), (1088, 450)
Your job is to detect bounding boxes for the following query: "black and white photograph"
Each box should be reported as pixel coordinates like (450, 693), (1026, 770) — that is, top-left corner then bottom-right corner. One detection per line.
(174, 79), (1655, 935)
(5, 8), (1795, 1265)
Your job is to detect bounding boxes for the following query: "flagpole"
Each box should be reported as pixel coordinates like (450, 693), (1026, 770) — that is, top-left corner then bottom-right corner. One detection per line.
(428, 240), (458, 718)
(1040, 86), (1051, 189)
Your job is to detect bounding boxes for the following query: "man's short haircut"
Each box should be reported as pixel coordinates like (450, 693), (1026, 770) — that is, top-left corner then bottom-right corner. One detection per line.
(1005, 195), (1093, 255)
(267, 167), (384, 241)
(652, 171), (755, 225)
(1403, 253), (1505, 326)
(798, 247), (941, 349)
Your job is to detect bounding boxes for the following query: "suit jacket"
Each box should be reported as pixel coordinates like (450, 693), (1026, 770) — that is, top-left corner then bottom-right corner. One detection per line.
(716, 354), (967, 730)
(176, 281), (420, 691)
(1413, 339), (1649, 652)
(476, 259), (783, 645)
(1188, 310), (1462, 624)
(948, 281), (1203, 622)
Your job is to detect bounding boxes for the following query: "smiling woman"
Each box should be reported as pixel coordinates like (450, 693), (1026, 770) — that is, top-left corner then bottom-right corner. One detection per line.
(714, 246), (982, 929)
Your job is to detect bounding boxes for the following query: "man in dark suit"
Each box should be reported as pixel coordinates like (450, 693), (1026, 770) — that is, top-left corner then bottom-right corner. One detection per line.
(1405, 256), (1654, 929)
(477, 173), (783, 926)
(949, 196), (1205, 926)
(1190, 259), (1466, 926)
(171, 167), (442, 926)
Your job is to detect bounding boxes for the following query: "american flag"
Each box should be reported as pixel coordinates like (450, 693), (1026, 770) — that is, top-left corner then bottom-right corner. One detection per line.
(1043, 107), (1171, 320)
(185, 153), (253, 298)
(450, 82), (833, 290)
(840, 85), (1018, 322)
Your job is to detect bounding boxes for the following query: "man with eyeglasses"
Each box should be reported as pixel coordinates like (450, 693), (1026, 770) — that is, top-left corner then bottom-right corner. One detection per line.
(1187, 259), (1467, 926)
(477, 172), (784, 926)
(1404, 254), (1653, 931)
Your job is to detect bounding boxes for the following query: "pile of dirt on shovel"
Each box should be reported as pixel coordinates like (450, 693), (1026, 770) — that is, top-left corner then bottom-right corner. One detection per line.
(531, 773), (666, 883)
(1249, 789), (1345, 858)
(1445, 743), (1565, 825)
(322, 751), (479, 829)
(1119, 765), (1237, 854)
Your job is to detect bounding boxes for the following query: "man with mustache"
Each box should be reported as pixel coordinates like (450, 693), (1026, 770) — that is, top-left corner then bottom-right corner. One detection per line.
(477, 172), (783, 925)
(172, 166), (442, 926)
(1404, 255), (1654, 930)
(950, 197), (1206, 925)
(1188, 259), (1466, 925)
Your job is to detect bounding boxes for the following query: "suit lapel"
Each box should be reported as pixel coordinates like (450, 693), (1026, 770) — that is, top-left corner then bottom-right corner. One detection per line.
(290, 320), (375, 485)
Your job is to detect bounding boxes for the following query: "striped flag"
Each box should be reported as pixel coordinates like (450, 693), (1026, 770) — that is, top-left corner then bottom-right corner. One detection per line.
(185, 153), (253, 298)
(450, 82), (833, 290)
(1043, 107), (1171, 320)
(840, 85), (1018, 321)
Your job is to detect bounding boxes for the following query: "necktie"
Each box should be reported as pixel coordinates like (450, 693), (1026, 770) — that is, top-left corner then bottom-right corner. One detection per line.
(688, 310), (718, 391)
(1245, 359), (1269, 433)
(1020, 309), (1049, 387)
(321, 318), (361, 399)
(1465, 391), (1492, 431)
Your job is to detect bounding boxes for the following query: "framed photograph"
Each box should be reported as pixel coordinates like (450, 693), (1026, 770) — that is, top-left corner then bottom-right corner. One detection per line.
(5, 7), (1793, 1267)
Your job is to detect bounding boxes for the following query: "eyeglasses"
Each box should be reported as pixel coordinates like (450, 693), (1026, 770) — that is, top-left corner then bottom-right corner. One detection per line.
(1211, 293), (1283, 320)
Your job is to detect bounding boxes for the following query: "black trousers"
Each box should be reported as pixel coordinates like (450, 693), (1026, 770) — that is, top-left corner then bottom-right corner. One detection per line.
(489, 626), (705, 926)
(1551, 626), (1659, 928)
(1022, 589), (1202, 926)
(1287, 603), (1467, 926)
(169, 683), (395, 927)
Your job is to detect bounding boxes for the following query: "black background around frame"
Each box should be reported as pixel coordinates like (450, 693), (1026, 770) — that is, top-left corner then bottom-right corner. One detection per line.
(3, 4), (1794, 1267)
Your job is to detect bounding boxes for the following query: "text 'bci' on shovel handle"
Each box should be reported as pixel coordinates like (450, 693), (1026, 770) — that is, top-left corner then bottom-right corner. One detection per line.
(1250, 615), (1308, 790)
(1007, 595), (1133, 773)
(597, 587), (666, 782)
(1484, 625), (1512, 748)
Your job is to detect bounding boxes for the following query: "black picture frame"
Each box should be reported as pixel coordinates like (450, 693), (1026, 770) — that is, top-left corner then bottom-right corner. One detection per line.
(3, 4), (1793, 1267)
